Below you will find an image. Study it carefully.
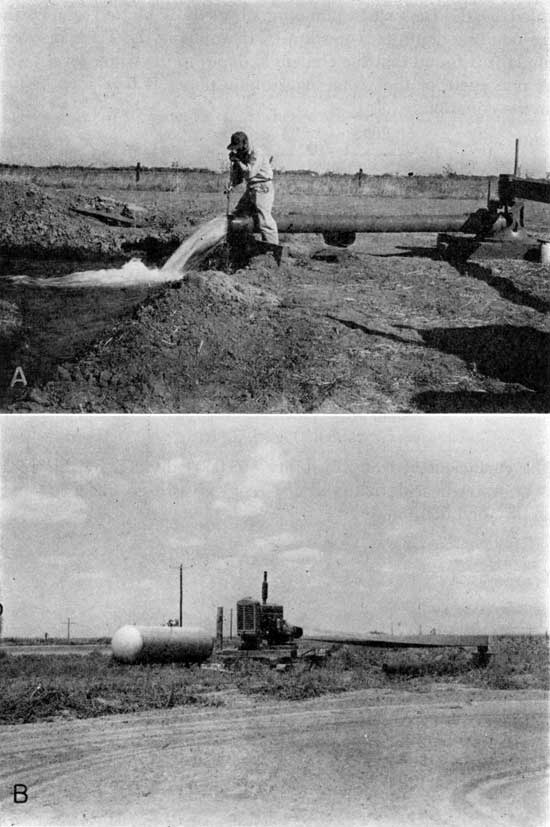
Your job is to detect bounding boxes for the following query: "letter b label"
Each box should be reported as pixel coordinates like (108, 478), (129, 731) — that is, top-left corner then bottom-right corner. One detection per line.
(13, 784), (28, 803)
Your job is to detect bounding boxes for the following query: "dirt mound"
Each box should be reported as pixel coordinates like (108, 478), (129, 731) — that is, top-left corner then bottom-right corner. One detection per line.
(0, 180), (183, 261)
(0, 181), (110, 258)
(184, 270), (280, 306)
(10, 267), (339, 413)
(5, 245), (549, 414)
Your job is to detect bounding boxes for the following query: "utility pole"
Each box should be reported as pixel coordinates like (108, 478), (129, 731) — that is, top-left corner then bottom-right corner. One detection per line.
(170, 562), (185, 627)
(67, 617), (71, 643)
(170, 558), (208, 628)
(230, 608), (233, 640)
(216, 607), (224, 649)
(179, 564), (183, 627)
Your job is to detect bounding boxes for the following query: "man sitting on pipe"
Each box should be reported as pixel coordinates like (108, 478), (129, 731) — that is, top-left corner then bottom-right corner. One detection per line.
(225, 131), (279, 245)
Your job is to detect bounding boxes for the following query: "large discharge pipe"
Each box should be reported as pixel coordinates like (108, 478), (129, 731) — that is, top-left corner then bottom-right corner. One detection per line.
(498, 175), (550, 205)
(305, 632), (489, 649)
(230, 211), (490, 236)
(111, 625), (213, 664)
(305, 632), (491, 664)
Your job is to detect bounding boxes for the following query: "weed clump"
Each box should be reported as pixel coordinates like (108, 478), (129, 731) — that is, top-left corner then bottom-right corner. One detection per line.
(232, 649), (387, 700)
(473, 635), (549, 690)
(1, 635), (547, 725)
(0, 655), (228, 724)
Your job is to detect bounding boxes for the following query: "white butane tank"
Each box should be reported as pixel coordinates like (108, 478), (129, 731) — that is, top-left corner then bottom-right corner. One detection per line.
(111, 625), (213, 664)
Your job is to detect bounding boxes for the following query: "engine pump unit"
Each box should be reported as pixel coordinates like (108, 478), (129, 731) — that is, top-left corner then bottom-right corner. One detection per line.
(236, 572), (303, 649)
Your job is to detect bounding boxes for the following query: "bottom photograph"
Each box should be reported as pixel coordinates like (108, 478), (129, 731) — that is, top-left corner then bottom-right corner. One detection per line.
(1, 414), (548, 827)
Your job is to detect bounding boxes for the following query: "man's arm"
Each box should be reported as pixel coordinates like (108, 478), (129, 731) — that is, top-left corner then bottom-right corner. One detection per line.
(230, 161), (245, 188)
(240, 149), (262, 179)
(231, 149), (263, 180)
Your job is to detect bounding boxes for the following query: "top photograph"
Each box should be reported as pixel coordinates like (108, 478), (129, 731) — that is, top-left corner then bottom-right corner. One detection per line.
(1, 0), (548, 414)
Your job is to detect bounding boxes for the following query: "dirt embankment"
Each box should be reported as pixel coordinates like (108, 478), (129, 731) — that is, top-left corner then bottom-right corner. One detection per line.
(0, 180), (196, 261)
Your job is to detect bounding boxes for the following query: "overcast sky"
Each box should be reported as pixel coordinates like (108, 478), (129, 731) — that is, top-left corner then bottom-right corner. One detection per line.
(0, 0), (548, 175)
(1, 415), (547, 639)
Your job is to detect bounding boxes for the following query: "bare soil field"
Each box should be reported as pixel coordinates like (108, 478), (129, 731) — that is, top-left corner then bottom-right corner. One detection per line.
(1, 170), (548, 413)
(1, 688), (547, 827)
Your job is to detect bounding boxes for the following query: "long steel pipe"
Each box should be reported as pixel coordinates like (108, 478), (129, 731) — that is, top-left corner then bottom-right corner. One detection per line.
(304, 633), (489, 649)
(230, 212), (489, 235)
(498, 174), (550, 205)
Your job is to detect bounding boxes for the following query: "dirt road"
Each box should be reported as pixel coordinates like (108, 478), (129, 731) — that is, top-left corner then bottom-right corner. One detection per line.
(1, 688), (547, 827)
(3, 644), (111, 657)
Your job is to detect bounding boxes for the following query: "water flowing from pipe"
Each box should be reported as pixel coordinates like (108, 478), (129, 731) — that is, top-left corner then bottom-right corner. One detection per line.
(2, 215), (229, 289)
(161, 214), (228, 274)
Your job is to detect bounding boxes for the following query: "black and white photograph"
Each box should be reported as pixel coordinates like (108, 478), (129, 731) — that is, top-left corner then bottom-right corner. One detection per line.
(0, 0), (549, 825)
(0, 0), (548, 413)
(0, 414), (548, 826)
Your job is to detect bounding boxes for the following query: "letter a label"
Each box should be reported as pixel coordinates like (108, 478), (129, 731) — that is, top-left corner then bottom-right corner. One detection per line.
(13, 784), (28, 803)
(10, 367), (27, 388)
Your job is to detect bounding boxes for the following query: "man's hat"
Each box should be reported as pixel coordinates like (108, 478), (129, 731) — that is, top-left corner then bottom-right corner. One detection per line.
(227, 131), (248, 151)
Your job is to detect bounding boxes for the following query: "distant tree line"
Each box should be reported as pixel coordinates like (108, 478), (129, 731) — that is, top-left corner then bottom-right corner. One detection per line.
(0, 162), (495, 181)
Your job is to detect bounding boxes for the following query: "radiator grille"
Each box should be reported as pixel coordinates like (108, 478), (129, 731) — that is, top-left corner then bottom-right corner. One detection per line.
(237, 600), (260, 634)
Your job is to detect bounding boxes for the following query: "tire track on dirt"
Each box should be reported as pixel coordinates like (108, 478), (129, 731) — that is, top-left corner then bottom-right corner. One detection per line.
(455, 767), (549, 827)
(2, 693), (547, 826)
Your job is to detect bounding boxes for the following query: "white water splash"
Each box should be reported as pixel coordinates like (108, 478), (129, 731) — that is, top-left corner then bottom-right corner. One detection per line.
(161, 214), (228, 273)
(6, 259), (166, 289)
(2, 214), (229, 289)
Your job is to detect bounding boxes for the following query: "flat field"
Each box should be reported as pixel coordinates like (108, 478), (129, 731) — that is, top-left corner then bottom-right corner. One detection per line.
(1, 168), (548, 412)
(1, 635), (548, 827)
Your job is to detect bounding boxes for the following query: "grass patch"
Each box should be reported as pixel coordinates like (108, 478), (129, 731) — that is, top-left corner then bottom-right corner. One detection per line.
(471, 635), (549, 690)
(0, 653), (230, 724)
(232, 649), (387, 701)
(0, 164), (493, 199)
(380, 635), (549, 690)
(1, 636), (546, 724)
